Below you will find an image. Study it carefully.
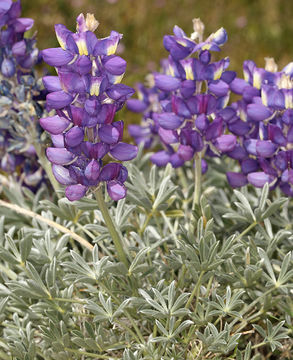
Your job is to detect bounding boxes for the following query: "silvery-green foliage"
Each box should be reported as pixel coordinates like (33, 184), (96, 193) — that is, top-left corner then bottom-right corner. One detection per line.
(0, 158), (292, 359)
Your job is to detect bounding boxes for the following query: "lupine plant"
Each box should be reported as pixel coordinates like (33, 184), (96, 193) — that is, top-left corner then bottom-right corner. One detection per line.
(0, 2), (292, 360)
(128, 19), (236, 207)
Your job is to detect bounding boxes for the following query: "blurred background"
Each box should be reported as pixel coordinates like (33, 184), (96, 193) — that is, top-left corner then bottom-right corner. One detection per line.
(21, 0), (293, 124)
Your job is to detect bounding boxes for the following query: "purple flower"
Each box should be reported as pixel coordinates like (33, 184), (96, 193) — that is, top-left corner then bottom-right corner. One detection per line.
(226, 172), (248, 188)
(41, 13), (137, 201)
(127, 19), (233, 172)
(0, 0), (44, 189)
(247, 172), (274, 188)
(228, 57), (293, 197)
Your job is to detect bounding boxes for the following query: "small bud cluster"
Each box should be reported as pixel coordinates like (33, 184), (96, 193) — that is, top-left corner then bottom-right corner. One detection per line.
(40, 14), (138, 201)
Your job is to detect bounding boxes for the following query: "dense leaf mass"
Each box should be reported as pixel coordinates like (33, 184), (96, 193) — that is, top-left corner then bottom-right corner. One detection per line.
(0, 157), (292, 359)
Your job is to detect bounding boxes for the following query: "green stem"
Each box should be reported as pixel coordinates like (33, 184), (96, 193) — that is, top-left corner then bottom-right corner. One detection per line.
(64, 348), (112, 359)
(116, 319), (141, 343)
(0, 199), (93, 251)
(230, 288), (274, 329)
(235, 310), (263, 333)
(204, 274), (214, 297)
(124, 311), (145, 343)
(192, 152), (202, 210)
(139, 212), (152, 236)
(97, 283), (145, 343)
(50, 297), (86, 304)
(233, 221), (258, 244)
(185, 270), (205, 311)
(252, 342), (266, 350)
(177, 167), (188, 191)
(160, 211), (177, 244)
(94, 187), (128, 267)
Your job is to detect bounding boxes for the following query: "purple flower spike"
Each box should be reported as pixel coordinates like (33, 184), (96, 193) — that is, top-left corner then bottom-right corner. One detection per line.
(107, 180), (126, 200)
(226, 58), (293, 196)
(247, 172), (273, 188)
(41, 13), (137, 201)
(227, 172), (248, 188)
(65, 184), (87, 201)
(214, 134), (236, 152)
(128, 19), (233, 171)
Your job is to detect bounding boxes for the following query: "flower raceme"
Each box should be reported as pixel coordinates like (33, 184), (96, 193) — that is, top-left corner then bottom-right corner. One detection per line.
(40, 13), (138, 201)
(127, 19), (236, 171)
(127, 20), (293, 197)
(226, 58), (293, 196)
(0, 0), (43, 188)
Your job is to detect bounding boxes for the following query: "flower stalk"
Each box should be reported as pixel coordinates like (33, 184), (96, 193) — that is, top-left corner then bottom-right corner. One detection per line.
(192, 152), (202, 210)
(94, 186), (129, 267)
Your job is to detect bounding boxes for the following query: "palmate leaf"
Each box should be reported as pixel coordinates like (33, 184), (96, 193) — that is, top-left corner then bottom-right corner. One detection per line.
(253, 320), (289, 351)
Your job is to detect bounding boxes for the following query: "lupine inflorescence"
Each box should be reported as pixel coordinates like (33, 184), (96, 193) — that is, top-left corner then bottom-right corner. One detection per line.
(40, 13), (138, 201)
(0, 0), (43, 187)
(0, 4), (293, 199)
(127, 20), (293, 197)
(226, 58), (293, 196)
(128, 19), (236, 172)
